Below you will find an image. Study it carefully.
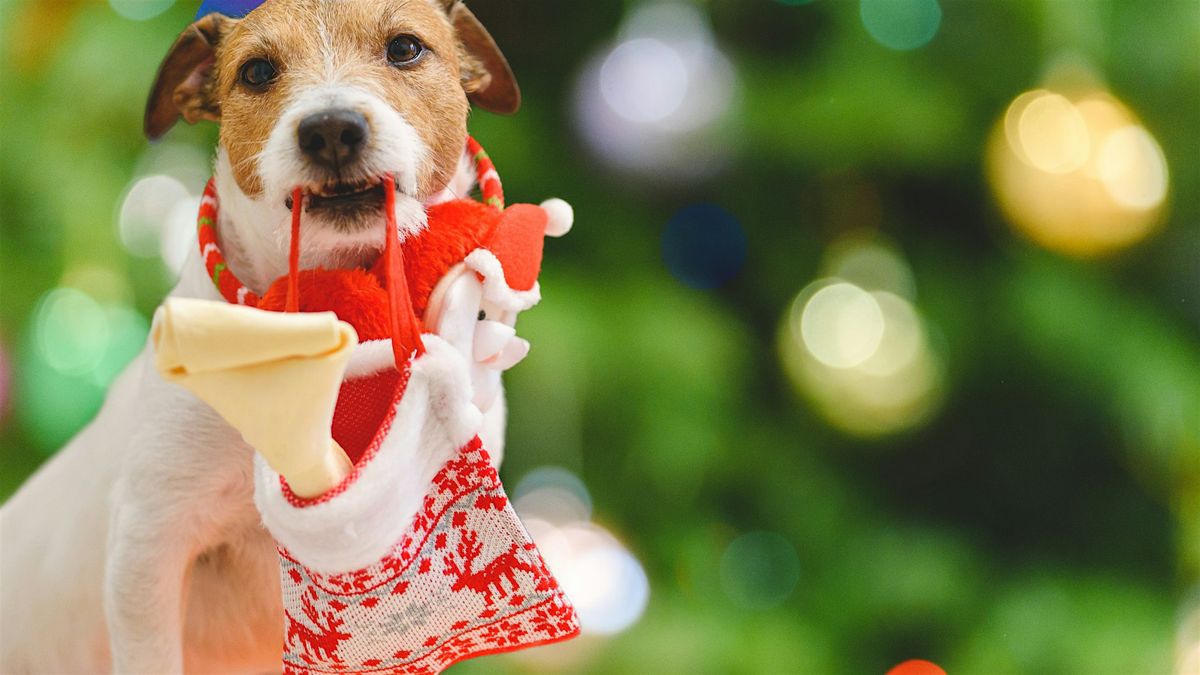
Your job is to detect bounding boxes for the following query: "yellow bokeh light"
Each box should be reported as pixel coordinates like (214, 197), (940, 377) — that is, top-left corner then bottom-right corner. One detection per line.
(823, 232), (917, 299)
(781, 276), (943, 438)
(987, 87), (1169, 257)
(1097, 125), (1169, 210)
(799, 281), (885, 369)
(1013, 91), (1091, 174)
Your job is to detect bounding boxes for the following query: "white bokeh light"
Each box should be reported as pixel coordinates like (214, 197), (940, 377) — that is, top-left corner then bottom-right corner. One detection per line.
(780, 240), (945, 438)
(534, 522), (650, 636)
(134, 141), (212, 190)
(1097, 125), (1169, 210)
(1015, 91), (1091, 174)
(162, 196), (202, 277)
(574, 1), (739, 181)
(514, 466), (594, 526)
(600, 38), (689, 124)
(799, 281), (886, 369)
(515, 467), (649, 637)
(118, 175), (191, 259)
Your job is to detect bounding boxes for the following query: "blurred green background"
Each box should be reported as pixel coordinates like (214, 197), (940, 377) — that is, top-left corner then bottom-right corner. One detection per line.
(1, 0), (1198, 673)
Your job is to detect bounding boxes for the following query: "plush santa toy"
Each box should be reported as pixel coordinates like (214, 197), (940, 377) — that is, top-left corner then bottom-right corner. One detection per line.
(153, 138), (579, 674)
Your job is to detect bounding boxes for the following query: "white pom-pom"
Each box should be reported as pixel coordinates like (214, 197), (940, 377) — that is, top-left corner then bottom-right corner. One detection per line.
(540, 198), (574, 237)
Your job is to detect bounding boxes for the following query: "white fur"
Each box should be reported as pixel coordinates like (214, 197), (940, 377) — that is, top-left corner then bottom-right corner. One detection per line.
(220, 82), (430, 292)
(342, 338), (399, 379)
(0, 75), (483, 675)
(540, 197), (575, 237)
(428, 149), (477, 205)
(464, 248), (543, 313)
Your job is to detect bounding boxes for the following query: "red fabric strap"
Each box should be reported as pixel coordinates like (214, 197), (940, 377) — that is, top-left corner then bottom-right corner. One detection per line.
(198, 136), (502, 309)
(287, 187), (303, 314)
(383, 175), (425, 363)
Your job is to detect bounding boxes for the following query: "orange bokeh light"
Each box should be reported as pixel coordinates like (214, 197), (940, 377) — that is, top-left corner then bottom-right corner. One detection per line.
(886, 659), (948, 675)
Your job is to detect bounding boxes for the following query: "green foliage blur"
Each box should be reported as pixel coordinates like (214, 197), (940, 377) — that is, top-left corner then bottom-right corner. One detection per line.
(1, 0), (1198, 673)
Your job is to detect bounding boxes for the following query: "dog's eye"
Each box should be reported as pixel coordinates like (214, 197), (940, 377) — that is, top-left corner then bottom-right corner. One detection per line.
(239, 59), (277, 89)
(477, 310), (487, 321)
(387, 35), (425, 66)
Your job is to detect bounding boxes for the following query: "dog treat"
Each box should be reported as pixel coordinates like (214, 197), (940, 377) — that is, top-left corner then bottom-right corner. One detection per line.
(152, 298), (356, 497)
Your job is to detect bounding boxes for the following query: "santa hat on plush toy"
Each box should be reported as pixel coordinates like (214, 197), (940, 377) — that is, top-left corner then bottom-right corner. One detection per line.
(403, 197), (573, 319)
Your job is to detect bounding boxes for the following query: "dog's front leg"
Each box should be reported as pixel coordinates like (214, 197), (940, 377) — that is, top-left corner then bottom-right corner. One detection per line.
(103, 396), (248, 674)
(104, 493), (195, 674)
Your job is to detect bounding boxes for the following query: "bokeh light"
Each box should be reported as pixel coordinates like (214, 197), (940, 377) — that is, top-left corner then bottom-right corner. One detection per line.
(108, 0), (175, 21)
(121, 142), (211, 278)
(661, 204), (748, 290)
(779, 237), (944, 437)
(162, 196), (203, 277)
(887, 659), (948, 675)
(860, 0), (942, 51)
(523, 519), (650, 636)
(719, 531), (801, 610)
(34, 288), (112, 376)
(0, 340), (10, 421)
(1010, 91), (1090, 174)
(18, 283), (148, 450)
(515, 466), (650, 637)
(1097, 125), (1169, 210)
(799, 282), (885, 369)
(513, 465), (594, 525)
(1177, 590), (1200, 675)
(134, 140), (213, 190)
(823, 233), (917, 300)
(573, 1), (739, 181)
(987, 86), (1169, 257)
(600, 39), (689, 124)
(118, 175), (191, 259)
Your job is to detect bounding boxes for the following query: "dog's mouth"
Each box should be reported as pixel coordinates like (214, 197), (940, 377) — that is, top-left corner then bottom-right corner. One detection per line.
(299, 177), (388, 214)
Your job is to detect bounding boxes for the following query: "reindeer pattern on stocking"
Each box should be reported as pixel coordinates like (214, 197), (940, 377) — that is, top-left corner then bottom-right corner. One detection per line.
(443, 532), (539, 607)
(279, 439), (579, 675)
(286, 591), (354, 663)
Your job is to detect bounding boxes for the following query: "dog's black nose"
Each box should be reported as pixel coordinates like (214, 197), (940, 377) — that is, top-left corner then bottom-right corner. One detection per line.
(297, 109), (368, 170)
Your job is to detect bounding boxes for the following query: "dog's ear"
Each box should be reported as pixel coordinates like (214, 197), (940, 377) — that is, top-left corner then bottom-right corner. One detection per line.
(447, 2), (521, 115)
(144, 13), (229, 140)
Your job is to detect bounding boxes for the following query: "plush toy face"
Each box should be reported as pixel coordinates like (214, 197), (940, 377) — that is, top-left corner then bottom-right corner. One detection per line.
(424, 264), (530, 411)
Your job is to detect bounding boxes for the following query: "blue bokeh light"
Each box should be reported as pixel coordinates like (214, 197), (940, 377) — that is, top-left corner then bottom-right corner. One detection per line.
(860, 0), (943, 51)
(195, 0), (264, 19)
(662, 204), (748, 290)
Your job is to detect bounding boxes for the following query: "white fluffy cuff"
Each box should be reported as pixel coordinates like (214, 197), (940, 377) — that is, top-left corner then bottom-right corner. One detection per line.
(463, 249), (542, 313)
(254, 334), (484, 575)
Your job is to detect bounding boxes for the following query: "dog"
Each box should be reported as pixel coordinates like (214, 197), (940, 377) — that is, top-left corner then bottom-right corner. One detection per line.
(0, 1), (521, 671)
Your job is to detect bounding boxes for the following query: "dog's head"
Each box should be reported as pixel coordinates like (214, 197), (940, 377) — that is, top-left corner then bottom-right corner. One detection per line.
(145, 0), (517, 265)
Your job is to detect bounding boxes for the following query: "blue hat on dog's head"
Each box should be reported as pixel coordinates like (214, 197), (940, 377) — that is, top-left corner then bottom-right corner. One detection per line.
(196, 0), (266, 19)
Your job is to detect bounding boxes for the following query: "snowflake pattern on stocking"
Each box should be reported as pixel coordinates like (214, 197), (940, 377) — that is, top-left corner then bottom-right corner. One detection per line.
(279, 438), (580, 674)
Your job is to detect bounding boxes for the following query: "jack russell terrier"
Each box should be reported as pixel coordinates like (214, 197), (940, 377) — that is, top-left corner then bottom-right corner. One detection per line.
(0, 0), (538, 671)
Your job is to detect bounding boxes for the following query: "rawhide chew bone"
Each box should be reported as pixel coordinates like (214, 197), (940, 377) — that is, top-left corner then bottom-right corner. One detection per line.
(151, 298), (356, 497)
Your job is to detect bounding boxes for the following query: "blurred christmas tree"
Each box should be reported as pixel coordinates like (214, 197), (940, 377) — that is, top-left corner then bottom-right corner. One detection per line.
(1, 0), (1197, 672)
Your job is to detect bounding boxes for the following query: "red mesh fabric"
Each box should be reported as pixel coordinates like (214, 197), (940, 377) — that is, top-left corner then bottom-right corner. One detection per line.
(331, 370), (402, 465)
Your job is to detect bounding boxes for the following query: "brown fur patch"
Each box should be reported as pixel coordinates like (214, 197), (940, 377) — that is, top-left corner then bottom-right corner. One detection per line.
(210, 0), (472, 197)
